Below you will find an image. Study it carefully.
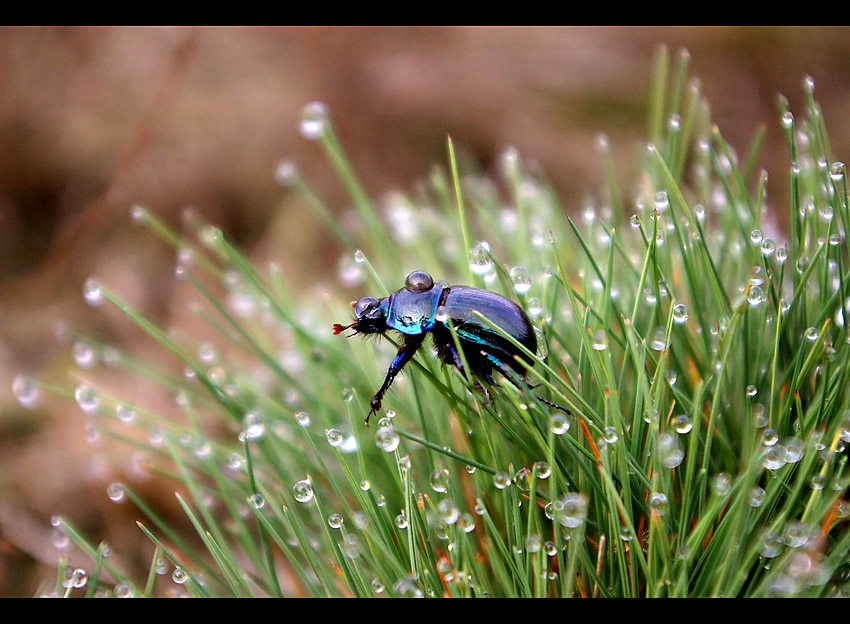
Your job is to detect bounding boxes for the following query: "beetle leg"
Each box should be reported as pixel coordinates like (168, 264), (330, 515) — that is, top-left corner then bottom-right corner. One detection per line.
(443, 343), (489, 402)
(481, 351), (572, 416)
(367, 334), (425, 425)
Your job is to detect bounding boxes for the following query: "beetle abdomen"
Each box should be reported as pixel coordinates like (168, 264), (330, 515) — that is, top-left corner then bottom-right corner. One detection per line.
(437, 286), (537, 373)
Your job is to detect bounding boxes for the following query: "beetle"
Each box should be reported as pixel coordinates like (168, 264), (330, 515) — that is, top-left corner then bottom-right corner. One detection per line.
(333, 270), (569, 424)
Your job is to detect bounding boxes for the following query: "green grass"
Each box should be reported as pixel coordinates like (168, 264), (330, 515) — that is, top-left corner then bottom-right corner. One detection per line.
(15, 46), (850, 597)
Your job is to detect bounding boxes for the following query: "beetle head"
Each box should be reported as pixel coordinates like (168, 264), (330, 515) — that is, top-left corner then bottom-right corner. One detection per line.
(333, 296), (388, 336)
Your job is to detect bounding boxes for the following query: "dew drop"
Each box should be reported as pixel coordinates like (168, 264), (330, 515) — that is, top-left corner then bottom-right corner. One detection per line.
(375, 426), (400, 452)
(533, 461), (551, 479)
(248, 493), (265, 509)
(510, 266), (532, 295)
(293, 478), (314, 503)
(649, 327), (667, 351)
(760, 238), (776, 256)
(591, 329), (607, 351)
(72, 340), (99, 369)
(759, 530), (783, 558)
(295, 411), (311, 427)
(783, 437), (805, 463)
(242, 411), (266, 440)
(648, 492), (668, 517)
(326, 428), (344, 447)
(12, 375), (42, 409)
(552, 492), (588, 528)
(749, 485), (766, 508)
(672, 303), (689, 324)
(51, 525), (70, 550)
(82, 278), (105, 307)
(804, 327), (819, 341)
(658, 432), (684, 468)
(106, 482), (127, 503)
(437, 498), (460, 525)
(654, 191), (669, 212)
(274, 159), (298, 187)
(710, 472), (731, 497)
(671, 414), (693, 434)
(761, 445), (787, 471)
(829, 162), (845, 182)
(328, 513), (344, 529)
(74, 384), (100, 414)
(493, 471), (511, 489)
(299, 101), (329, 140)
(129, 204), (149, 224)
(550, 413), (570, 435)
(430, 468), (450, 493)
(459, 512), (476, 533)
(469, 242), (493, 275)
(809, 474), (826, 491)
(171, 568), (188, 585)
(534, 327), (549, 359)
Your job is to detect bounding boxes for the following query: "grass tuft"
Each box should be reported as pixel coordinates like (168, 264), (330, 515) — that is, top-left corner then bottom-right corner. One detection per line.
(15, 47), (850, 597)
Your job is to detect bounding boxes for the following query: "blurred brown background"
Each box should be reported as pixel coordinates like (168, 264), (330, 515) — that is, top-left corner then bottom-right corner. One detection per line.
(0, 26), (848, 596)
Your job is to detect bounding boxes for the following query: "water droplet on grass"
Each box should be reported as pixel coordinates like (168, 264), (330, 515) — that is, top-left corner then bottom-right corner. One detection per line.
(107, 483), (126, 503)
(469, 242), (492, 275)
(82, 278), (105, 307)
(672, 303), (689, 324)
(430, 468), (449, 493)
(671, 415), (692, 434)
(299, 101), (329, 140)
(648, 492), (668, 516)
(375, 426), (400, 452)
(326, 428), (344, 446)
(710, 473), (731, 496)
(437, 499), (460, 525)
(74, 384), (100, 414)
(493, 471), (511, 489)
(12, 376), (42, 409)
(658, 432), (684, 468)
(510, 266), (532, 295)
(550, 413), (570, 435)
(248, 494), (265, 509)
(293, 479), (314, 503)
(552, 492), (588, 528)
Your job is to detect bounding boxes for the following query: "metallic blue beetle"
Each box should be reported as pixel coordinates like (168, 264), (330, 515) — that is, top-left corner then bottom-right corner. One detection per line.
(334, 270), (563, 423)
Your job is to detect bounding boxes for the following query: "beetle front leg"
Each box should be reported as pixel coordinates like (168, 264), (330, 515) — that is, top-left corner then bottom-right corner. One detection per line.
(367, 334), (425, 425)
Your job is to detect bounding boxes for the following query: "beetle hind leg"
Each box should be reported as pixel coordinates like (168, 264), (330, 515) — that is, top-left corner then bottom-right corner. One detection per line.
(480, 351), (572, 416)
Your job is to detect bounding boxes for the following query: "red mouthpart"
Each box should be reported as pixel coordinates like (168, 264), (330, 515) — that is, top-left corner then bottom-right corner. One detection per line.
(333, 322), (354, 335)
